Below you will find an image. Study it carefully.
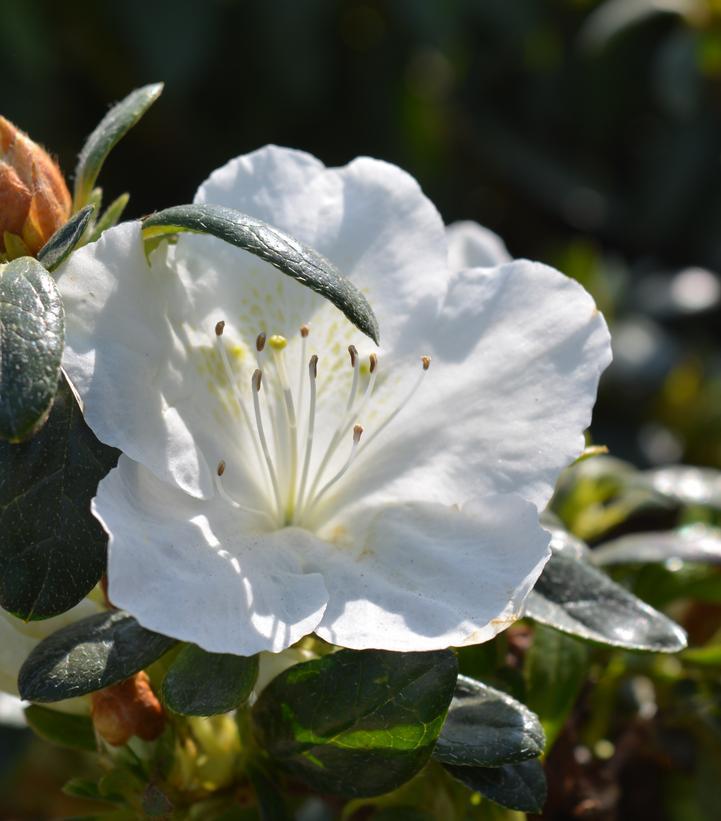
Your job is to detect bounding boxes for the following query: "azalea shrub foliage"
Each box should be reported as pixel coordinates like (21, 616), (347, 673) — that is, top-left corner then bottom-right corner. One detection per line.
(2, 84), (717, 820)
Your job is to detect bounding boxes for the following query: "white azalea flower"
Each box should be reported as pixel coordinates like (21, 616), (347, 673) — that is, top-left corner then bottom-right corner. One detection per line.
(0, 599), (101, 713)
(55, 146), (611, 656)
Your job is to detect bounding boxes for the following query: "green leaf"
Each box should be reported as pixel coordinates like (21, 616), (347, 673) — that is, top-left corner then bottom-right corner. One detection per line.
(444, 759), (546, 814)
(142, 784), (173, 817)
(74, 83), (163, 209)
(592, 524), (721, 567)
(142, 204), (380, 344)
(24, 704), (96, 751)
(90, 193), (130, 242)
(18, 610), (176, 702)
(644, 465), (721, 509)
(63, 778), (114, 802)
(0, 256), (64, 442)
(524, 548), (687, 652)
(0, 374), (118, 620)
(251, 649), (458, 797)
(524, 625), (589, 748)
(37, 206), (95, 272)
(161, 643), (258, 716)
(433, 675), (544, 767)
(247, 761), (290, 821)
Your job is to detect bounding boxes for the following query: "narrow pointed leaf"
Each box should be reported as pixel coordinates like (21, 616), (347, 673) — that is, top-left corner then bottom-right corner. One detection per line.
(24, 704), (96, 751)
(74, 83), (163, 209)
(0, 374), (118, 620)
(524, 550), (687, 652)
(433, 675), (544, 767)
(161, 643), (258, 715)
(592, 524), (721, 566)
(444, 759), (547, 814)
(37, 206), (95, 272)
(0, 257), (63, 441)
(142, 204), (380, 344)
(18, 610), (176, 702)
(90, 193), (130, 242)
(251, 649), (457, 797)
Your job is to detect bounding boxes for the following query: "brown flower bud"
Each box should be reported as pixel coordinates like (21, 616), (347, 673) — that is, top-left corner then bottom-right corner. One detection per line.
(90, 671), (165, 747)
(0, 116), (71, 255)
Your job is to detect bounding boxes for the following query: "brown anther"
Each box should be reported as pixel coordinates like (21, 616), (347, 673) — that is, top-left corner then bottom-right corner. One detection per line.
(353, 424), (364, 443)
(215, 320), (225, 337)
(421, 355), (431, 371)
(256, 332), (266, 352)
(217, 459), (226, 477)
(309, 354), (318, 379)
(369, 353), (378, 373)
(348, 345), (358, 367)
(300, 324), (310, 338)
(252, 369), (263, 391)
(90, 671), (165, 747)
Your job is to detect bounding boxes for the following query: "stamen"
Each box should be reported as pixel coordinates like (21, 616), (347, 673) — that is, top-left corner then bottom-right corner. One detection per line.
(251, 369), (283, 521)
(309, 424), (364, 509)
(296, 354), (318, 513)
(214, 460), (276, 525)
(215, 320), (225, 336)
(269, 336), (298, 518)
(297, 324), (310, 414)
(346, 345), (360, 411)
(255, 332), (267, 370)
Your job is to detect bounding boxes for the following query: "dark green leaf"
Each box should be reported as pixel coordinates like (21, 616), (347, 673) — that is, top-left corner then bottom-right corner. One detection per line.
(525, 549), (687, 652)
(161, 644), (258, 716)
(63, 778), (114, 802)
(524, 625), (589, 748)
(0, 374), (118, 620)
(251, 649), (457, 797)
(592, 524), (721, 566)
(18, 610), (176, 702)
(247, 761), (290, 821)
(0, 256), (63, 441)
(444, 759), (547, 814)
(37, 206), (94, 272)
(433, 675), (544, 767)
(74, 83), (163, 209)
(89, 193), (130, 242)
(142, 784), (173, 817)
(24, 704), (96, 751)
(142, 204), (380, 344)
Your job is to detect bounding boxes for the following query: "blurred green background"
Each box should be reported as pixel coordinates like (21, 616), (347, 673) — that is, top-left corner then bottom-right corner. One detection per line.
(4, 0), (721, 469)
(4, 0), (721, 818)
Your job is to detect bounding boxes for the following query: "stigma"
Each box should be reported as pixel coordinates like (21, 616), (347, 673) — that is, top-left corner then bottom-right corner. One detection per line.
(212, 321), (430, 529)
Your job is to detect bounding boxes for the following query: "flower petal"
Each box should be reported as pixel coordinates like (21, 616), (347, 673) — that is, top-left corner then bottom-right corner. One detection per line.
(96, 456), (329, 655)
(311, 495), (550, 651)
(446, 220), (511, 269)
(321, 259), (611, 519)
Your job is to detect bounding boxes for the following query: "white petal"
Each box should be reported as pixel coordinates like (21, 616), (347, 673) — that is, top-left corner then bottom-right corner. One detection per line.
(321, 259), (612, 519)
(0, 693), (25, 726)
(446, 220), (511, 269)
(312, 495), (550, 651)
(55, 221), (216, 499)
(96, 456), (329, 655)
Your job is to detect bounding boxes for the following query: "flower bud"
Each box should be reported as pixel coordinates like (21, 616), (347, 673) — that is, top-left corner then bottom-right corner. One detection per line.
(90, 671), (165, 747)
(0, 116), (71, 255)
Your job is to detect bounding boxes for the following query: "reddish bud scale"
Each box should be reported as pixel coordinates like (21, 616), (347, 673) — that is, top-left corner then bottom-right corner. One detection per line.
(90, 671), (165, 747)
(0, 116), (71, 255)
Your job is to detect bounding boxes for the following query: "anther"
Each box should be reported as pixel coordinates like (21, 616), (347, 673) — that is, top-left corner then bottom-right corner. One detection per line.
(421, 355), (431, 371)
(268, 334), (287, 351)
(369, 353), (378, 373)
(215, 320), (225, 337)
(309, 354), (318, 379)
(353, 424), (364, 444)
(252, 369), (263, 391)
(300, 324), (310, 338)
(217, 459), (226, 477)
(256, 332), (266, 352)
(348, 345), (358, 368)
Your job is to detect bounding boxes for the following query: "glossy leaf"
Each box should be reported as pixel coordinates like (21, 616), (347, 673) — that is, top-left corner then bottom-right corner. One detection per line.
(644, 466), (721, 509)
(433, 675), (544, 767)
(0, 256), (63, 442)
(142, 203), (380, 344)
(251, 649), (457, 797)
(37, 206), (94, 272)
(24, 704), (96, 751)
(444, 759), (547, 814)
(524, 550), (687, 652)
(74, 83), (163, 208)
(0, 375), (118, 620)
(592, 524), (721, 567)
(18, 610), (176, 702)
(524, 625), (589, 748)
(161, 643), (258, 716)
